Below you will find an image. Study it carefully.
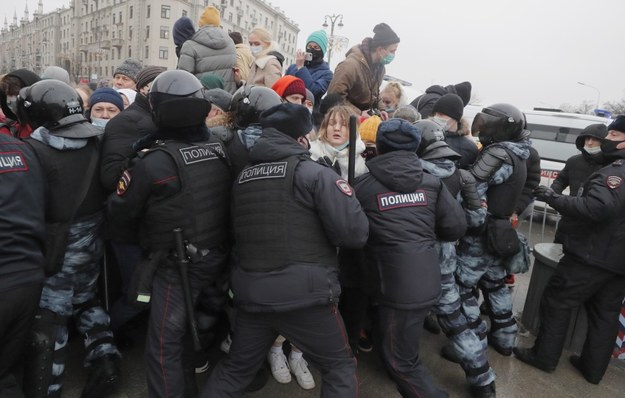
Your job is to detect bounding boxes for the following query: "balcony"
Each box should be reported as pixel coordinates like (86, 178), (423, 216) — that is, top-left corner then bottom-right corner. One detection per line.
(111, 38), (123, 48)
(99, 40), (111, 49)
(79, 44), (90, 53)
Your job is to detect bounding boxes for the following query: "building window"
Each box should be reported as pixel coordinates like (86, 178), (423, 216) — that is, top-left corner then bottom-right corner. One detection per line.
(119, 12), (122, 22)
(129, 26), (133, 39)
(159, 47), (168, 60)
(145, 45), (149, 59)
(147, 5), (151, 18)
(113, 14), (116, 24)
(161, 5), (171, 19)
(182, 10), (187, 17)
(160, 26), (169, 39)
(130, 6), (133, 19)
(128, 46), (132, 58)
(146, 25), (150, 39)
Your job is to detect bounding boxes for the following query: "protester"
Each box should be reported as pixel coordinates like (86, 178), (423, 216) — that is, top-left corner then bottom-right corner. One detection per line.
(116, 88), (136, 108)
(378, 80), (406, 115)
(173, 16), (196, 58)
(410, 81), (472, 119)
(271, 75), (307, 105)
(285, 30), (333, 109)
(177, 6), (238, 93)
(229, 31), (254, 83)
(0, 68), (40, 137)
(246, 27), (283, 88)
(41, 66), (71, 85)
(87, 87), (124, 128)
(327, 23), (400, 116)
(112, 58), (143, 89)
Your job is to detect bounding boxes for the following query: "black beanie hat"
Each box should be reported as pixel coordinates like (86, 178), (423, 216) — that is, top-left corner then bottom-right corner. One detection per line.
(432, 93), (464, 122)
(6, 69), (41, 87)
(260, 103), (312, 139)
(376, 118), (422, 154)
(453, 81), (472, 106)
(371, 23), (400, 48)
(608, 115), (625, 134)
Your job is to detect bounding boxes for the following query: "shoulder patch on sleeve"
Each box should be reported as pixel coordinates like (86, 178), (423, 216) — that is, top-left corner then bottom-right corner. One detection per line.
(336, 179), (353, 196)
(116, 170), (132, 196)
(606, 175), (623, 189)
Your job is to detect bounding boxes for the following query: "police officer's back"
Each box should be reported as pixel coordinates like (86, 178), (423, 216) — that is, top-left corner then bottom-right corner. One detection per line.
(203, 103), (369, 398)
(107, 70), (232, 398)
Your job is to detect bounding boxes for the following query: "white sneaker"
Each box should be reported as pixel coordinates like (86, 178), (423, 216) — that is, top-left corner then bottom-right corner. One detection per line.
(220, 334), (232, 354)
(289, 356), (315, 390)
(267, 351), (291, 384)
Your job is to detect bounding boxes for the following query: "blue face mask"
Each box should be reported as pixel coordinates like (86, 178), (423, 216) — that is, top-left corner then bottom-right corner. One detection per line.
(381, 53), (395, 65)
(92, 118), (109, 129)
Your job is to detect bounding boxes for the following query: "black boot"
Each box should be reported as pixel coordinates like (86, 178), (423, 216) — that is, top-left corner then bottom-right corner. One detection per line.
(81, 354), (120, 398)
(569, 355), (600, 384)
(470, 381), (496, 398)
(512, 347), (555, 373)
(487, 333), (512, 356)
(423, 313), (441, 334)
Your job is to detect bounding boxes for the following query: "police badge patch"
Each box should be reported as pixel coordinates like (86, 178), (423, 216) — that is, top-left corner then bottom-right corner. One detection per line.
(336, 179), (353, 196)
(606, 175), (623, 189)
(117, 170), (132, 196)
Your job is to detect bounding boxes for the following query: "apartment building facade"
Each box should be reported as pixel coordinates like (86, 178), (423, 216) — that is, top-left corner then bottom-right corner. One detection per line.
(0, 0), (299, 83)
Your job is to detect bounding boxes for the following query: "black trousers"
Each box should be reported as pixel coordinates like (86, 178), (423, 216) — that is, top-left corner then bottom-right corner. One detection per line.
(376, 306), (448, 398)
(202, 305), (357, 398)
(533, 255), (625, 381)
(0, 282), (42, 398)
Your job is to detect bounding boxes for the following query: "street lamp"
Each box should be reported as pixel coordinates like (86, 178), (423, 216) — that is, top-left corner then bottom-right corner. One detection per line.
(322, 14), (343, 67)
(577, 81), (601, 111)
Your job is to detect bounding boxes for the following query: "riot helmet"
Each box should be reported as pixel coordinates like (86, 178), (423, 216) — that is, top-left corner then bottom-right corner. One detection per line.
(17, 80), (101, 138)
(148, 70), (210, 129)
(414, 119), (461, 161)
(471, 103), (525, 146)
(230, 84), (282, 129)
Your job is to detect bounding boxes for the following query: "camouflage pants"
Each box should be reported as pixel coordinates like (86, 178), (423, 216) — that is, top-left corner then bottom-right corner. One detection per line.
(38, 212), (119, 396)
(433, 241), (495, 387)
(455, 234), (518, 352)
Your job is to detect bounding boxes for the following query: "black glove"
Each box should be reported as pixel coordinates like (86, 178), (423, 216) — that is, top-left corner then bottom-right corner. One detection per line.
(317, 156), (342, 176)
(533, 185), (558, 202)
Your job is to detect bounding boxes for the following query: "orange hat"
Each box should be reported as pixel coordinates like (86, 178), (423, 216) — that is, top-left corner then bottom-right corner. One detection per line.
(359, 115), (382, 144)
(199, 6), (221, 27)
(271, 76), (306, 100)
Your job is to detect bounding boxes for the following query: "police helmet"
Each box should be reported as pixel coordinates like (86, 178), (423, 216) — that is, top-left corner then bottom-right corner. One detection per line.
(414, 119), (461, 161)
(148, 70), (210, 129)
(230, 84), (282, 129)
(471, 103), (525, 146)
(17, 80), (101, 138)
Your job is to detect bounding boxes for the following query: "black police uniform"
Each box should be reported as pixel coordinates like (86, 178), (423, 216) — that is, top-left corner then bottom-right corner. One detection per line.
(202, 128), (369, 398)
(107, 130), (231, 398)
(524, 156), (625, 383)
(0, 134), (46, 395)
(355, 150), (466, 398)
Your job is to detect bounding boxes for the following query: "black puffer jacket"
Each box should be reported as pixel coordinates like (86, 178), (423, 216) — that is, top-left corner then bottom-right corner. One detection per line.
(101, 94), (157, 192)
(355, 151), (466, 309)
(515, 145), (542, 215)
(551, 124), (607, 196)
(445, 132), (479, 170)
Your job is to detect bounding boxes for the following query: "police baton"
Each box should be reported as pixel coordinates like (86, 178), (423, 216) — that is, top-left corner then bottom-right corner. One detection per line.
(173, 228), (202, 351)
(348, 115), (358, 186)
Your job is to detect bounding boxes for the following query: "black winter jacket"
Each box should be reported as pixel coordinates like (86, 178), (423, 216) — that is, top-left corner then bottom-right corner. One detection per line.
(547, 153), (625, 275)
(551, 152), (604, 196)
(445, 132), (479, 170)
(355, 151), (466, 309)
(515, 145), (542, 215)
(101, 94), (157, 192)
(230, 129), (369, 312)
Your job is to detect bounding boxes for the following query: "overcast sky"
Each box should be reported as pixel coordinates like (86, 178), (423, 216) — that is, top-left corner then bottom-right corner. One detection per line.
(5, 0), (624, 110)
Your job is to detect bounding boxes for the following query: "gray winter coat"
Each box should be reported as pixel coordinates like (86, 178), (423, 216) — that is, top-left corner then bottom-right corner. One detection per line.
(177, 26), (238, 93)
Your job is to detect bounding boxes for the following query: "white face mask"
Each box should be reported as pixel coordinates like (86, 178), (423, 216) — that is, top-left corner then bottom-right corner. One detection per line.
(584, 145), (601, 155)
(92, 118), (109, 129)
(431, 116), (451, 131)
(250, 45), (263, 56)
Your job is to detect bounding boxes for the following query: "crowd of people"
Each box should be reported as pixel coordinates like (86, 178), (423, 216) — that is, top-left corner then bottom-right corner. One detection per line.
(2, 5), (625, 398)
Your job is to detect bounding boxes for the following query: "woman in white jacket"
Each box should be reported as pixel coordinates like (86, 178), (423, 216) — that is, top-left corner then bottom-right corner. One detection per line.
(309, 105), (368, 179)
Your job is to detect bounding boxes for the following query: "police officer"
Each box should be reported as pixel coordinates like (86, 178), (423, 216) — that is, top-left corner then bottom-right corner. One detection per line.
(0, 133), (46, 397)
(514, 115), (625, 384)
(107, 70), (232, 398)
(455, 103), (530, 397)
(16, 80), (120, 398)
(202, 103), (369, 397)
(413, 119), (496, 394)
(354, 119), (467, 397)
